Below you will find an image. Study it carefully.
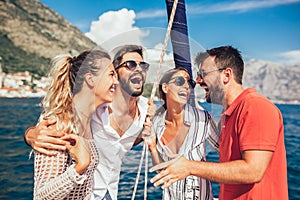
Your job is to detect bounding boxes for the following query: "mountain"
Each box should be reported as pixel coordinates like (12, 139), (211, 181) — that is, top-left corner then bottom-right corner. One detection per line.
(0, 0), (96, 76)
(243, 59), (300, 103)
(147, 59), (300, 103)
(0, 0), (299, 103)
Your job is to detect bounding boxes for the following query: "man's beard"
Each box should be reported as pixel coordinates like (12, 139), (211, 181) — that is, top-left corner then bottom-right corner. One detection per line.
(206, 79), (224, 105)
(118, 76), (144, 97)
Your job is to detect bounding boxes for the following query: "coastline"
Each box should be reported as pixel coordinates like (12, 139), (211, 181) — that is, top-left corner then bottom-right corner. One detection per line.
(0, 89), (46, 98)
(0, 94), (299, 105)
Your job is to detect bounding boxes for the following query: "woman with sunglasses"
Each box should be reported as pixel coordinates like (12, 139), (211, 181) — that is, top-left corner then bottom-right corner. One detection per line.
(143, 68), (219, 200)
(33, 49), (119, 199)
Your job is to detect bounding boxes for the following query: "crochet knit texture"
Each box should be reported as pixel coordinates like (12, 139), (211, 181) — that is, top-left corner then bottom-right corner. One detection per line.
(33, 140), (99, 200)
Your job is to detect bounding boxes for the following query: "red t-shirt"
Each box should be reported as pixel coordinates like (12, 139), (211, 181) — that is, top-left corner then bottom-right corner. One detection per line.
(219, 88), (288, 200)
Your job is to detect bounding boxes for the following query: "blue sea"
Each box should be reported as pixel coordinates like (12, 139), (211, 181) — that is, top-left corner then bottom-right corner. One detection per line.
(0, 98), (299, 199)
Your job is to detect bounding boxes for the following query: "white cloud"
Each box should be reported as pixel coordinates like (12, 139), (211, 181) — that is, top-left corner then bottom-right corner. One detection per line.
(85, 9), (177, 62)
(85, 8), (146, 50)
(278, 50), (300, 65)
(143, 43), (175, 83)
(84, 9), (176, 83)
(144, 43), (174, 63)
(135, 0), (300, 19)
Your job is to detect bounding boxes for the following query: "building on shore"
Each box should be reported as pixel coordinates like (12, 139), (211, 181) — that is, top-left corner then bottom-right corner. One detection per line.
(0, 58), (50, 98)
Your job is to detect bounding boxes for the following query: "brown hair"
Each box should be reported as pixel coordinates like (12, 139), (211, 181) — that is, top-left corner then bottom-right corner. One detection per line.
(195, 46), (244, 84)
(112, 44), (144, 69)
(158, 68), (190, 111)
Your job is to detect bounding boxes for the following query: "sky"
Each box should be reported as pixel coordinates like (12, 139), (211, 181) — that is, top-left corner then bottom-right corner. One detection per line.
(39, 0), (300, 65)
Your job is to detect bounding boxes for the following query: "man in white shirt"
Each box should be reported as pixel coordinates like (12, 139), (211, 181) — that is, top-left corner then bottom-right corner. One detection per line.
(24, 45), (150, 200)
(91, 45), (150, 199)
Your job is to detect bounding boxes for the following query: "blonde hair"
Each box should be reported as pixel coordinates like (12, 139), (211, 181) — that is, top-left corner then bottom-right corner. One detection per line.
(40, 49), (111, 135)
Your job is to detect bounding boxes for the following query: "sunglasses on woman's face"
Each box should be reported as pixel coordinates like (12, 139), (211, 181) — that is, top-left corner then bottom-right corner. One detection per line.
(115, 60), (150, 71)
(168, 76), (196, 89)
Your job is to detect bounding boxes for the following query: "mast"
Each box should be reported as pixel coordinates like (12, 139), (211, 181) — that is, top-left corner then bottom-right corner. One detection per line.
(165, 0), (195, 106)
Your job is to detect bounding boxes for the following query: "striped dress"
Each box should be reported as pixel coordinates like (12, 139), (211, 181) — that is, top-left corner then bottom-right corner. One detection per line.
(153, 104), (220, 200)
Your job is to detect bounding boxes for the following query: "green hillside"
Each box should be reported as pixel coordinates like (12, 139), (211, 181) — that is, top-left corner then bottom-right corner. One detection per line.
(0, 32), (50, 77)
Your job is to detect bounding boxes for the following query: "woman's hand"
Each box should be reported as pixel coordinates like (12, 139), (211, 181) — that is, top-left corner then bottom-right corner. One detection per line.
(61, 134), (91, 174)
(143, 99), (157, 151)
(146, 99), (157, 120)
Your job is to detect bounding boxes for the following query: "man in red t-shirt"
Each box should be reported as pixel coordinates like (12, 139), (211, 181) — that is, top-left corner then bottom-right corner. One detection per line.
(150, 46), (288, 200)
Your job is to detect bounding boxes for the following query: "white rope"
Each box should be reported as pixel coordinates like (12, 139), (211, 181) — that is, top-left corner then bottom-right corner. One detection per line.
(131, 0), (179, 199)
(144, 144), (148, 200)
(131, 143), (146, 200)
(150, 0), (179, 100)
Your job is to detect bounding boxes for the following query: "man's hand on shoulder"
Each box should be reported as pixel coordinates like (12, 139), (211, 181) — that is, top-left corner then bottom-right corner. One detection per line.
(24, 118), (67, 156)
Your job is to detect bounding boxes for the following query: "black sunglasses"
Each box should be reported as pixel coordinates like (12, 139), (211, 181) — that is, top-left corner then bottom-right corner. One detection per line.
(115, 60), (150, 71)
(169, 76), (196, 89)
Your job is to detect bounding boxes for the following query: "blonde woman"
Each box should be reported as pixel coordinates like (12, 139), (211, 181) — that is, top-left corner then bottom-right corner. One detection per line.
(33, 49), (119, 199)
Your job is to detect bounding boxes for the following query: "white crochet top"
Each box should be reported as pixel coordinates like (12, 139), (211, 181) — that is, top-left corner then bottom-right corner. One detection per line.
(33, 140), (99, 200)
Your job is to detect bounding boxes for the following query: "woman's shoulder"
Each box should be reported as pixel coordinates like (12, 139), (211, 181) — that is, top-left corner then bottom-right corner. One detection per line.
(185, 104), (211, 121)
(185, 103), (209, 114)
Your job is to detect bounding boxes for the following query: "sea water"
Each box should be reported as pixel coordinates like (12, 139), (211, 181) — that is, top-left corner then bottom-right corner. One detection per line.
(0, 98), (299, 199)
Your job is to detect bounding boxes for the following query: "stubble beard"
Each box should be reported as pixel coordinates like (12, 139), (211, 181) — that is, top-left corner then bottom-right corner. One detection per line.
(206, 79), (224, 105)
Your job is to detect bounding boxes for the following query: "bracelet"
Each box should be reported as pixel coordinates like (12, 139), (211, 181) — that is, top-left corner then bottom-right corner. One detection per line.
(24, 126), (36, 146)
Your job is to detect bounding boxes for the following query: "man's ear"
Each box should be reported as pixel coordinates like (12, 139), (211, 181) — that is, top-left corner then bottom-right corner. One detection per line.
(223, 68), (232, 84)
(84, 73), (94, 87)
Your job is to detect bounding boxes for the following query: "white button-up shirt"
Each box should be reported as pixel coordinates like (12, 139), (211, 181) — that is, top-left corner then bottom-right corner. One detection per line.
(91, 96), (148, 200)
